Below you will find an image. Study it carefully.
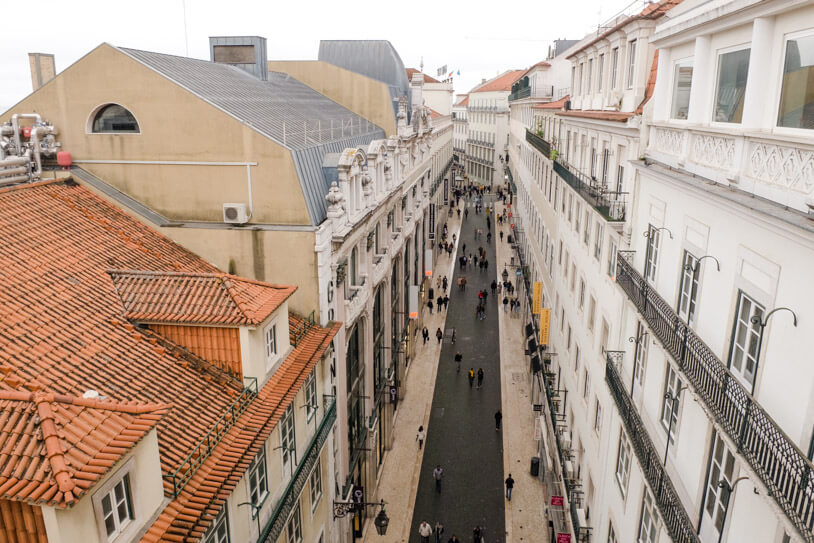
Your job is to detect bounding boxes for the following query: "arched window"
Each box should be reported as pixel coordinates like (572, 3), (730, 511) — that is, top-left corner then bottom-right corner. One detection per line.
(91, 104), (140, 133)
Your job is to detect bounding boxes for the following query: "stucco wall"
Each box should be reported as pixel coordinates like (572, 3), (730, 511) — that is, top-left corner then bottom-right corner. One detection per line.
(268, 60), (397, 137)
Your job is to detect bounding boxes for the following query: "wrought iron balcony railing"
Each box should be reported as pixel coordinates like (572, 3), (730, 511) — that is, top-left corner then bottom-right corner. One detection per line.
(509, 87), (531, 101)
(553, 160), (626, 222)
(605, 352), (700, 543)
(163, 377), (258, 497)
(615, 251), (814, 543)
(526, 129), (551, 158)
(260, 398), (337, 543)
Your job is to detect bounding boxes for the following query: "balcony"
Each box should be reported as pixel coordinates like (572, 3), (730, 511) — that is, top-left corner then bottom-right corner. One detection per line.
(553, 160), (626, 222)
(466, 138), (494, 148)
(615, 251), (814, 543)
(526, 129), (551, 158)
(260, 399), (336, 543)
(605, 352), (700, 543)
(508, 87), (531, 101)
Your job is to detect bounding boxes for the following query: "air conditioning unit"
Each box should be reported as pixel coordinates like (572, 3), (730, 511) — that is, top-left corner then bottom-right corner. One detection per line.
(223, 203), (249, 224)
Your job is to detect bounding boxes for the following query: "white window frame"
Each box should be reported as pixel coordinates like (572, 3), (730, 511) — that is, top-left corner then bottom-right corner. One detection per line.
(281, 404), (297, 475)
(704, 432), (736, 538)
(309, 459), (323, 513)
(645, 225), (661, 283)
(304, 372), (317, 422)
(615, 432), (631, 496)
(583, 369), (590, 399)
(588, 296), (596, 333)
(578, 279), (586, 310)
(594, 222), (603, 260)
(248, 447), (269, 507)
(608, 238), (617, 278)
(677, 251), (699, 324)
(584, 211), (591, 246)
(598, 54), (605, 92)
(776, 30), (814, 134)
(92, 458), (137, 543)
(660, 365), (682, 444)
(286, 502), (303, 543)
(264, 320), (279, 369)
(611, 47), (619, 89)
(627, 40), (637, 90)
(712, 45), (751, 125)
(204, 507), (231, 543)
(638, 488), (659, 543)
(671, 59), (694, 120)
(594, 399), (602, 435)
(608, 521), (617, 543)
(728, 291), (765, 389)
(634, 321), (648, 390)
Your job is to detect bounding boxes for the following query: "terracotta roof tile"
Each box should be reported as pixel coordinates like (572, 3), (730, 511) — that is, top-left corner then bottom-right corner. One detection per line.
(471, 70), (526, 93)
(533, 95), (571, 110)
(108, 270), (296, 326)
(555, 110), (634, 122)
(636, 49), (659, 114)
(428, 108), (443, 119)
(406, 68), (440, 83)
(456, 95), (469, 107)
(0, 389), (168, 506)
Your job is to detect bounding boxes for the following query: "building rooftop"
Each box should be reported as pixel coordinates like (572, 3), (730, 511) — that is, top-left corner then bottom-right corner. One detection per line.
(109, 270), (296, 326)
(455, 94), (470, 107)
(406, 68), (440, 83)
(471, 70), (526, 93)
(556, 109), (634, 122)
(0, 179), (339, 539)
(533, 95), (571, 110)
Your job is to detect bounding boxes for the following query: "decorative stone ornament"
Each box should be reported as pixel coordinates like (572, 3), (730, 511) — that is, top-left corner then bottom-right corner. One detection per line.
(367, 231), (375, 251)
(326, 182), (345, 219)
(336, 261), (347, 284)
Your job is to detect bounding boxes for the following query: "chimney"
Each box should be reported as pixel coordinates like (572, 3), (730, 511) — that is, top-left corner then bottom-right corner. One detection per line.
(410, 73), (424, 112)
(28, 53), (56, 91)
(209, 36), (268, 81)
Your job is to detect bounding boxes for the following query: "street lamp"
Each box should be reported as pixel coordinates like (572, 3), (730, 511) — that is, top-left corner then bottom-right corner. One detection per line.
(237, 502), (262, 537)
(748, 307), (797, 396)
(716, 476), (755, 543)
(333, 499), (389, 535)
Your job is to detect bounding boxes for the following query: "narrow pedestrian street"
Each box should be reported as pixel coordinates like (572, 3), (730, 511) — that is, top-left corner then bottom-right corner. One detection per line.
(409, 195), (505, 543)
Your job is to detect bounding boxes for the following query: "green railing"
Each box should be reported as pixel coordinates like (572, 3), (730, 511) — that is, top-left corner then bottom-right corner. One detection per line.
(525, 129), (551, 158)
(553, 160), (627, 221)
(260, 399), (337, 543)
(509, 87), (531, 101)
(163, 376), (259, 497)
(291, 310), (316, 347)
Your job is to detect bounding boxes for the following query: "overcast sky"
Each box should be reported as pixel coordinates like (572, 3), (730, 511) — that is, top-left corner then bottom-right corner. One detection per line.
(1, 0), (641, 112)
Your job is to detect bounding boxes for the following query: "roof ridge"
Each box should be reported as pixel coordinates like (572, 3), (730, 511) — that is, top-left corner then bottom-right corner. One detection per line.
(0, 178), (65, 195)
(0, 389), (171, 414)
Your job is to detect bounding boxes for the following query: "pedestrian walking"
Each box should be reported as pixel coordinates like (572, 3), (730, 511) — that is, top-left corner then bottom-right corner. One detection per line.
(487, 232), (492, 243)
(422, 326), (429, 344)
(495, 409), (502, 430)
(419, 521), (433, 543)
(477, 368), (484, 389)
(473, 526), (483, 543)
(427, 300), (434, 314)
(417, 426), (425, 449)
(435, 522), (445, 543)
(433, 465), (444, 492)
(448, 535), (460, 543)
(429, 287), (435, 301)
(514, 298), (521, 315)
(464, 208), (469, 219)
(490, 280), (497, 295)
(505, 474), (515, 500)
(436, 328), (443, 344)
(468, 368), (475, 387)
(437, 296), (443, 311)
(442, 276), (448, 291)
(443, 295), (449, 309)
(500, 231), (504, 242)
(454, 351), (462, 372)
(503, 296), (509, 312)
(509, 299), (516, 313)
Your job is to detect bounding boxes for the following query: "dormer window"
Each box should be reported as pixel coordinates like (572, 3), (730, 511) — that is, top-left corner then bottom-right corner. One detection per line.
(626, 40), (637, 89)
(92, 458), (137, 542)
(264, 322), (278, 367)
(91, 104), (140, 133)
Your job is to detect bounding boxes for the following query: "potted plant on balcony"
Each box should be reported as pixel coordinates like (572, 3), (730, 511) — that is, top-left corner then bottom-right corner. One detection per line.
(550, 149), (559, 161)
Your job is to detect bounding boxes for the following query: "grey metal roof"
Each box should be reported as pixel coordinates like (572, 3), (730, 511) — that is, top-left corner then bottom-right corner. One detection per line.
(117, 46), (385, 225)
(318, 40), (409, 120)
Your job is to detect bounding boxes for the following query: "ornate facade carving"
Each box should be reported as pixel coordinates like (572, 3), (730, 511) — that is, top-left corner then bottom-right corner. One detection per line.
(691, 134), (735, 170)
(651, 127), (687, 156)
(748, 142), (814, 194)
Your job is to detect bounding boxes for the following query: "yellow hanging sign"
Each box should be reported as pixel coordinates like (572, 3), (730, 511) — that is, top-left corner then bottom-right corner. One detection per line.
(532, 282), (542, 314)
(539, 308), (551, 346)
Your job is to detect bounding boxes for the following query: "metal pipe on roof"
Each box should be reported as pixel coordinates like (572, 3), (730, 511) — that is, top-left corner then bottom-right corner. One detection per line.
(0, 175), (31, 187)
(11, 113), (42, 153)
(0, 166), (28, 178)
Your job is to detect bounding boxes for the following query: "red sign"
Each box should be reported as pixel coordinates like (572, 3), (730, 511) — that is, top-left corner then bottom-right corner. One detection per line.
(556, 534), (571, 543)
(550, 495), (564, 506)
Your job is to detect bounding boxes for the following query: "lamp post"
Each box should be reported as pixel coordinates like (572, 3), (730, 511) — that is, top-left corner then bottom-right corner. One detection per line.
(748, 307), (797, 396)
(662, 384), (687, 466)
(333, 499), (389, 535)
(716, 476), (752, 543)
(237, 501), (262, 539)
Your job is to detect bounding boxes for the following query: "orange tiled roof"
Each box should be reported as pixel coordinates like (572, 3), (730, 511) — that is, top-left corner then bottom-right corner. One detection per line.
(636, 49), (659, 114)
(556, 110), (634, 122)
(406, 68), (440, 83)
(429, 108), (443, 119)
(108, 270), (296, 326)
(566, 0), (683, 59)
(456, 95), (470, 107)
(533, 95), (571, 110)
(143, 315), (340, 541)
(471, 70), (526, 93)
(521, 60), (552, 78)
(0, 179), (267, 513)
(0, 387), (168, 506)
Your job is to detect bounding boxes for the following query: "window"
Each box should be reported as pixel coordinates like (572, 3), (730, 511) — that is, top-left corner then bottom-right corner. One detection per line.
(601, 319), (609, 353)
(638, 489), (659, 543)
(350, 247), (358, 286)
(714, 48), (751, 123)
(778, 34), (814, 129)
(98, 473), (134, 540)
(611, 48), (619, 89)
(205, 508), (230, 543)
(579, 63), (584, 95)
(573, 344), (580, 372)
(627, 40), (637, 89)
(704, 433), (736, 536)
(588, 296), (596, 333)
(588, 58), (593, 93)
(567, 325), (573, 351)
(281, 404), (297, 473)
(583, 369), (590, 398)
(309, 459), (323, 511)
(570, 263), (576, 292)
(286, 503), (303, 543)
(248, 448), (269, 506)
(304, 372), (317, 421)
(91, 104), (140, 133)
(728, 291), (765, 388)
(608, 522), (617, 543)
(578, 279), (586, 310)
(661, 365), (682, 443)
(598, 54), (605, 92)
(575, 202), (581, 232)
(616, 164), (624, 194)
(634, 321), (648, 389)
(671, 60), (694, 120)
(590, 144), (597, 177)
(584, 211), (591, 246)
(594, 400), (602, 434)
(594, 222), (603, 260)
(645, 225), (661, 283)
(607, 239), (618, 277)
(677, 251), (699, 323)
(616, 432), (631, 495)
(265, 323), (278, 366)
